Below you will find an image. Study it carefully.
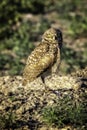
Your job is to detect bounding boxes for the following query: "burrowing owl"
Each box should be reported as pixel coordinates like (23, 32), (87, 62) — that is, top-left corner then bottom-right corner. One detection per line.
(22, 28), (63, 85)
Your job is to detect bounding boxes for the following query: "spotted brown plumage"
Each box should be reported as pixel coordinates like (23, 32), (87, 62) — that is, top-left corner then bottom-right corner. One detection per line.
(22, 28), (63, 85)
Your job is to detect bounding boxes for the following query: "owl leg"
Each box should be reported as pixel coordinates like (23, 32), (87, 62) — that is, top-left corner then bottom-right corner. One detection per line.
(40, 68), (51, 84)
(51, 58), (61, 75)
(51, 63), (59, 74)
(40, 71), (52, 93)
(51, 47), (61, 74)
(41, 75), (45, 83)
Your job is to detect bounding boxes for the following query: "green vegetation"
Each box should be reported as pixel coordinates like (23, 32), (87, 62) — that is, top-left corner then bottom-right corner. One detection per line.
(0, 110), (17, 129)
(61, 44), (87, 73)
(0, 0), (87, 75)
(57, 0), (87, 38)
(42, 96), (87, 129)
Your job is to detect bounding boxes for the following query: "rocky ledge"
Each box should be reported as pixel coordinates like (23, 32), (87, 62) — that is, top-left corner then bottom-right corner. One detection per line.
(0, 71), (87, 130)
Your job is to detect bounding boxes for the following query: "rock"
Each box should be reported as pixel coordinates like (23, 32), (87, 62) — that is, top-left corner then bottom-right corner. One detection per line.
(0, 74), (87, 129)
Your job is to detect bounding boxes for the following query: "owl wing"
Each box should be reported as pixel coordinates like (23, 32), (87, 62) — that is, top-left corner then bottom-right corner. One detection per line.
(23, 43), (55, 84)
(26, 42), (49, 65)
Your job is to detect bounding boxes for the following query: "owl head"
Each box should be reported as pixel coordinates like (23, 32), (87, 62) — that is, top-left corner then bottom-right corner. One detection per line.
(42, 28), (63, 48)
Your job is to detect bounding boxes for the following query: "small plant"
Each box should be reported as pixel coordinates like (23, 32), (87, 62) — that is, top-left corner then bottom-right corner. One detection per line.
(42, 96), (86, 128)
(0, 110), (17, 129)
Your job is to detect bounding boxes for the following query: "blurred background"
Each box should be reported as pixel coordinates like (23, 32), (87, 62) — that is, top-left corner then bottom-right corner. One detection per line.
(0, 0), (87, 76)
